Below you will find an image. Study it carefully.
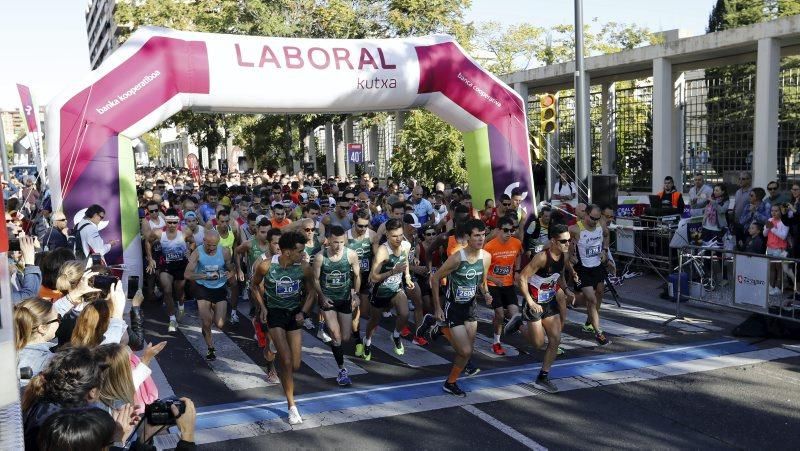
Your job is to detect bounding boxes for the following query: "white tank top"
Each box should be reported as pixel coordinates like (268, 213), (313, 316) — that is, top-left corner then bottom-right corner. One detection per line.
(148, 215), (166, 232)
(576, 222), (603, 268)
(161, 231), (188, 263)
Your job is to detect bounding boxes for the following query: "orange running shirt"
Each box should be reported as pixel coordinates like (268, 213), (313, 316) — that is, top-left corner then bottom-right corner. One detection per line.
(484, 236), (522, 287)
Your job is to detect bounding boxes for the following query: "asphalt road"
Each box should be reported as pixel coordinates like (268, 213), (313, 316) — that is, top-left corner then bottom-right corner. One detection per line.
(138, 275), (800, 450)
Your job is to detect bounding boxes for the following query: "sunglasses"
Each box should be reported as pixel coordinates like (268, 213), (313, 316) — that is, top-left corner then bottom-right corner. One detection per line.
(589, 215), (601, 221)
(356, 223), (369, 228)
(44, 314), (62, 326)
(768, 187), (777, 191)
(166, 221), (179, 225)
(148, 209), (159, 213)
(502, 202), (512, 207)
(555, 238), (570, 244)
(303, 227), (314, 232)
(501, 227), (517, 233)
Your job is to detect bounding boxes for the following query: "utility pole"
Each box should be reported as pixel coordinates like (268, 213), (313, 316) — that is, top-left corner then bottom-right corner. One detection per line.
(574, 0), (591, 203)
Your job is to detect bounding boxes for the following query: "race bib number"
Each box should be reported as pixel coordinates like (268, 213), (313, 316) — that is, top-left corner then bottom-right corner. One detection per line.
(165, 249), (184, 262)
(586, 245), (601, 258)
(276, 278), (300, 297)
(359, 258), (370, 272)
(325, 272), (345, 288)
(493, 265), (512, 276)
(204, 265), (220, 278)
(455, 285), (476, 302)
(537, 288), (554, 304)
(385, 273), (402, 286)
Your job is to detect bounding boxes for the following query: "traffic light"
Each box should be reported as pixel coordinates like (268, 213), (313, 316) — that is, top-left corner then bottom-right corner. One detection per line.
(540, 93), (557, 134)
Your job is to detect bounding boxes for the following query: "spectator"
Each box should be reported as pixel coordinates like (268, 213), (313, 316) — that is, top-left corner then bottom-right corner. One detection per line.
(2, 175), (20, 200)
(764, 204), (791, 295)
(744, 222), (766, 254)
(38, 211), (70, 251)
(655, 176), (685, 211)
(36, 407), (116, 451)
(688, 173), (713, 217)
(701, 183), (730, 245)
(732, 171), (753, 228)
(14, 298), (60, 385)
(11, 236), (42, 304)
(552, 169), (578, 209)
(31, 199), (51, 239)
(76, 204), (119, 258)
(781, 183), (800, 260)
(764, 180), (789, 213)
(738, 187), (770, 248)
(38, 248), (75, 300)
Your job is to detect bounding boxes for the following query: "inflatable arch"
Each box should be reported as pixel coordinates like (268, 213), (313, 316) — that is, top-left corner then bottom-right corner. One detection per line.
(46, 27), (535, 274)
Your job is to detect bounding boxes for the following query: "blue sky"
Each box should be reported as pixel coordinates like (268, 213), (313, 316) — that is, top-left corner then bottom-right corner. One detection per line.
(0, 0), (717, 110)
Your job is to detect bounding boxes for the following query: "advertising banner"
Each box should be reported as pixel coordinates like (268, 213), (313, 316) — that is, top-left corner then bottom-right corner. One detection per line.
(16, 84), (38, 134)
(187, 153), (201, 184)
(734, 254), (769, 309)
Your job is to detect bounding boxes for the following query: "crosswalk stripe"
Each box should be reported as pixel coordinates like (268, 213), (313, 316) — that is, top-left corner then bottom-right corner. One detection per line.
(300, 331), (368, 379)
(565, 309), (664, 341)
(360, 319), (450, 367)
(235, 300), (367, 379)
(177, 309), (271, 391)
(600, 303), (723, 332)
(555, 332), (599, 350)
(474, 332), (520, 358)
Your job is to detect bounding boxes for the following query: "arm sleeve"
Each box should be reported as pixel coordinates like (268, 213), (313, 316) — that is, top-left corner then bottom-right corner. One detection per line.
(11, 265), (42, 303)
(87, 225), (112, 255)
(100, 318), (128, 345)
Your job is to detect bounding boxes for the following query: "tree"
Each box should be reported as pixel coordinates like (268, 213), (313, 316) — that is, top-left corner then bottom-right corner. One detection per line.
(392, 110), (467, 186)
(139, 132), (161, 162)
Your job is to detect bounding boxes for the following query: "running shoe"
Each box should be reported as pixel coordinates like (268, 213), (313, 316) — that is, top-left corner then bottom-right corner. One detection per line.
(412, 335), (429, 346)
(177, 304), (185, 319)
(265, 366), (280, 384)
(595, 331), (611, 346)
(382, 311), (393, 318)
(415, 314), (437, 342)
(317, 324), (332, 344)
(399, 326), (411, 338)
(504, 313), (523, 336)
(533, 374), (559, 393)
(491, 343), (506, 356)
(581, 323), (596, 334)
(557, 346), (565, 356)
(362, 344), (372, 361)
(288, 405), (303, 425)
(229, 310), (240, 325)
(206, 347), (216, 361)
(442, 381), (466, 397)
(336, 368), (352, 386)
(463, 362), (481, 377)
(168, 319), (178, 333)
(354, 343), (365, 358)
(393, 335), (405, 355)
(303, 318), (315, 330)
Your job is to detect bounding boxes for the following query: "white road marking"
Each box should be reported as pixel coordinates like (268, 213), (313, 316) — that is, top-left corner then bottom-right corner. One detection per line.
(461, 404), (548, 450)
(602, 303), (722, 332)
(191, 346), (796, 445)
(177, 310), (270, 391)
(360, 319), (449, 367)
(566, 310), (664, 341)
(300, 331), (368, 379)
(474, 332), (520, 358)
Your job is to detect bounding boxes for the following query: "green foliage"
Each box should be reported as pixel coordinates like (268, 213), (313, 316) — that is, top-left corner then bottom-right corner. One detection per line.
(392, 110), (466, 186)
(139, 132), (161, 161)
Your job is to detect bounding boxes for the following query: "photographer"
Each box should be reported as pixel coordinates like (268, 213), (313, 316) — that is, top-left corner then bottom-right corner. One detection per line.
(11, 235), (42, 303)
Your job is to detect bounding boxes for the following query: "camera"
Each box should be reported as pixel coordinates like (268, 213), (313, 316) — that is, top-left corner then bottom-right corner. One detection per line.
(145, 397), (186, 425)
(90, 274), (119, 291)
(8, 239), (20, 252)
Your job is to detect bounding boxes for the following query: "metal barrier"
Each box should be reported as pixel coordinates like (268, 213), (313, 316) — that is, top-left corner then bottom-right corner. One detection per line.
(667, 244), (800, 325)
(612, 217), (680, 281)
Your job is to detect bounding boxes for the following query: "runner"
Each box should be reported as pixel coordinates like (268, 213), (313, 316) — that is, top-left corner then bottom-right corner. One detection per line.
(518, 223), (576, 393)
(346, 209), (376, 357)
(311, 225), (361, 386)
(484, 216), (523, 355)
(427, 219), (492, 397)
(569, 204), (611, 345)
(250, 231), (316, 425)
(214, 209), (243, 325)
(146, 208), (192, 333)
(403, 213), (431, 345)
(184, 230), (235, 361)
(363, 218), (413, 360)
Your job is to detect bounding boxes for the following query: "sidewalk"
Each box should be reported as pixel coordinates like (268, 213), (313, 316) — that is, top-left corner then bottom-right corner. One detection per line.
(605, 273), (751, 329)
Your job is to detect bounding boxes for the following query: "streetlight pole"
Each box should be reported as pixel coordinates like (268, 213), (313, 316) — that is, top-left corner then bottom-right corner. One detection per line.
(574, 0), (591, 203)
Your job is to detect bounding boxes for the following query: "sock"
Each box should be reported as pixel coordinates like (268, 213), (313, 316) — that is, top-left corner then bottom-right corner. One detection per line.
(494, 334), (501, 344)
(447, 365), (464, 384)
(364, 336), (372, 347)
(331, 344), (344, 367)
(169, 315), (176, 321)
(392, 329), (400, 338)
(538, 370), (548, 379)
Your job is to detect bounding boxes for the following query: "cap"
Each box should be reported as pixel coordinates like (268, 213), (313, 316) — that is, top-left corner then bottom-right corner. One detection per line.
(403, 213), (422, 229)
(184, 211), (197, 219)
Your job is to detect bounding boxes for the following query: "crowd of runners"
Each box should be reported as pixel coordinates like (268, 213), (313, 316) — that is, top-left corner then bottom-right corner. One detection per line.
(134, 166), (617, 425)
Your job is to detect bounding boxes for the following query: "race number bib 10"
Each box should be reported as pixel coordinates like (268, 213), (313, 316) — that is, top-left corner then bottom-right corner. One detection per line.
(493, 265), (512, 276)
(455, 285), (476, 302)
(276, 278), (300, 297)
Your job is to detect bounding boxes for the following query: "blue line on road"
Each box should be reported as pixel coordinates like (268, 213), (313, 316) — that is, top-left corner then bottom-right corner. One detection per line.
(195, 338), (754, 430)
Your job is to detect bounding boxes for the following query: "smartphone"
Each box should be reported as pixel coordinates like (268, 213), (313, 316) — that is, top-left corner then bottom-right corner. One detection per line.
(90, 274), (118, 291)
(8, 239), (20, 252)
(91, 254), (102, 265)
(127, 276), (139, 300)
